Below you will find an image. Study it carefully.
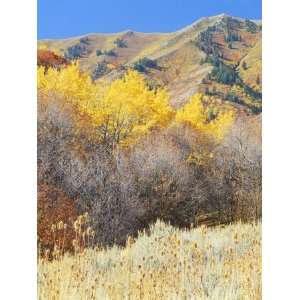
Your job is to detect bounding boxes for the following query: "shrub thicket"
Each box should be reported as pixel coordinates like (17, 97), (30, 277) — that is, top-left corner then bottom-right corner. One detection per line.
(114, 38), (127, 48)
(37, 183), (78, 253)
(37, 64), (261, 246)
(92, 61), (108, 80)
(96, 49), (102, 56)
(37, 50), (68, 70)
(245, 19), (258, 33)
(211, 61), (238, 85)
(104, 49), (117, 57)
(64, 43), (87, 59)
(133, 57), (158, 72)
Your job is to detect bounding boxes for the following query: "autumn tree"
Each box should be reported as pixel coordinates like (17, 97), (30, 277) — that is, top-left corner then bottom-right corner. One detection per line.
(38, 64), (174, 147)
(93, 70), (174, 147)
(175, 93), (234, 141)
(37, 49), (68, 70)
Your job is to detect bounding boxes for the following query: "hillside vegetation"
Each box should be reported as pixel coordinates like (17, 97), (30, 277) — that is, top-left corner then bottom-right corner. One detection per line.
(38, 61), (261, 248)
(38, 14), (262, 112)
(37, 14), (262, 300)
(38, 219), (261, 300)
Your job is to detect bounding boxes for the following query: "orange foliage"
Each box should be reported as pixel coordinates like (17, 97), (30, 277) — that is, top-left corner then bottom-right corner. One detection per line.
(37, 49), (69, 70)
(239, 31), (259, 47)
(37, 183), (78, 254)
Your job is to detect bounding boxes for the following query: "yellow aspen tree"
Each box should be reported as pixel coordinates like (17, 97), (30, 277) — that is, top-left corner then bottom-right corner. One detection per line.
(175, 93), (234, 165)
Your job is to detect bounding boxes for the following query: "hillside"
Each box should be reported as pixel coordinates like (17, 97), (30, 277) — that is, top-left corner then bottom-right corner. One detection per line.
(38, 14), (262, 112)
(38, 14), (262, 300)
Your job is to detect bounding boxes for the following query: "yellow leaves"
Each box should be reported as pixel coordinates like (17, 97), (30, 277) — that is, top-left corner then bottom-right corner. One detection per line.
(176, 94), (207, 128)
(37, 66), (47, 89)
(38, 62), (98, 105)
(37, 62), (103, 137)
(37, 64), (233, 147)
(175, 93), (234, 141)
(96, 70), (174, 146)
(175, 93), (234, 167)
(38, 66), (174, 146)
(208, 109), (234, 140)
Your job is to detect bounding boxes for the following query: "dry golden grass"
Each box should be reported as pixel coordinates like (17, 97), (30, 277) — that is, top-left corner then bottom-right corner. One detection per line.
(238, 38), (262, 93)
(38, 218), (261, 300)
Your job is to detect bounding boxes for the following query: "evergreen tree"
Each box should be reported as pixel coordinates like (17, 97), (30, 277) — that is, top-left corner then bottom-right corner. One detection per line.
(114, 38), (127, 48)
(92, 61), (108, 80)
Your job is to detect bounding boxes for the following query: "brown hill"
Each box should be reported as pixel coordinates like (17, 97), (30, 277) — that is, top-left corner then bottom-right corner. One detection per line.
(38, 14), (262, 113)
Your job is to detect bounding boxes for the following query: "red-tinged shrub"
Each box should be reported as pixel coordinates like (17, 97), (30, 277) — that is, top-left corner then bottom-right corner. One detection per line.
(37, 49), (69, 70)
(37, 183), (78, 254)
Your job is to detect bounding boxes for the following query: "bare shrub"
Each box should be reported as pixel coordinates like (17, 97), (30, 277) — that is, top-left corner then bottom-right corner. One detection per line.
(119, 128), (211, 227)
(38, 91), (261, 247)
(38, 93), (145, 246)
(204, 116), (262, 222)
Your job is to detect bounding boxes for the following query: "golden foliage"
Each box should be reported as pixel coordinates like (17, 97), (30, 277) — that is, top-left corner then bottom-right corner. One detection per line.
(38, 64), (174, 146)
(37, 62), (98, 105)
(38, 64), (234, 147)
(176, 93), (234, 141)
(90, 70), (174, 146)
(175, 93), (234, 166)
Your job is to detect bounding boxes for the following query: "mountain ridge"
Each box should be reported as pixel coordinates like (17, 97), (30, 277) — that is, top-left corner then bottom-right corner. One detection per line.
(38, 14), (262, 112)
(38, 14), (261, 41)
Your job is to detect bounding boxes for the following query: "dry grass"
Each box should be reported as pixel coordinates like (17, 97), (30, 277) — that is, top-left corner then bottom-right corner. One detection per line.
(238, 38), (262, 92)
(38, 219), (261, 300)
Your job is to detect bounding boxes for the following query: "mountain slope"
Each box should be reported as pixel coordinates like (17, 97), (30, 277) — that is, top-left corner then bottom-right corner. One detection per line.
(38, 14), (262, 112)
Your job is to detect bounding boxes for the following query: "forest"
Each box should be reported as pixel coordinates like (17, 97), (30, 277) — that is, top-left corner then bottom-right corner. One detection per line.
(37, 61), (261, 251)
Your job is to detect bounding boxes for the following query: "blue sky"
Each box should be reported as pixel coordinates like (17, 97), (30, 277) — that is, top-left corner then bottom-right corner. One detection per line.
(38, 0), (262, 39)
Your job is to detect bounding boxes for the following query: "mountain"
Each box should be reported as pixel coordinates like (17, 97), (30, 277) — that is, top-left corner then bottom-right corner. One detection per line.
(38, 14), (262, 113)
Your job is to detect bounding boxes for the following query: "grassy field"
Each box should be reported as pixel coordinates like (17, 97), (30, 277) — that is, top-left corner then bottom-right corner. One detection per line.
(38, 221), (261, 300)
